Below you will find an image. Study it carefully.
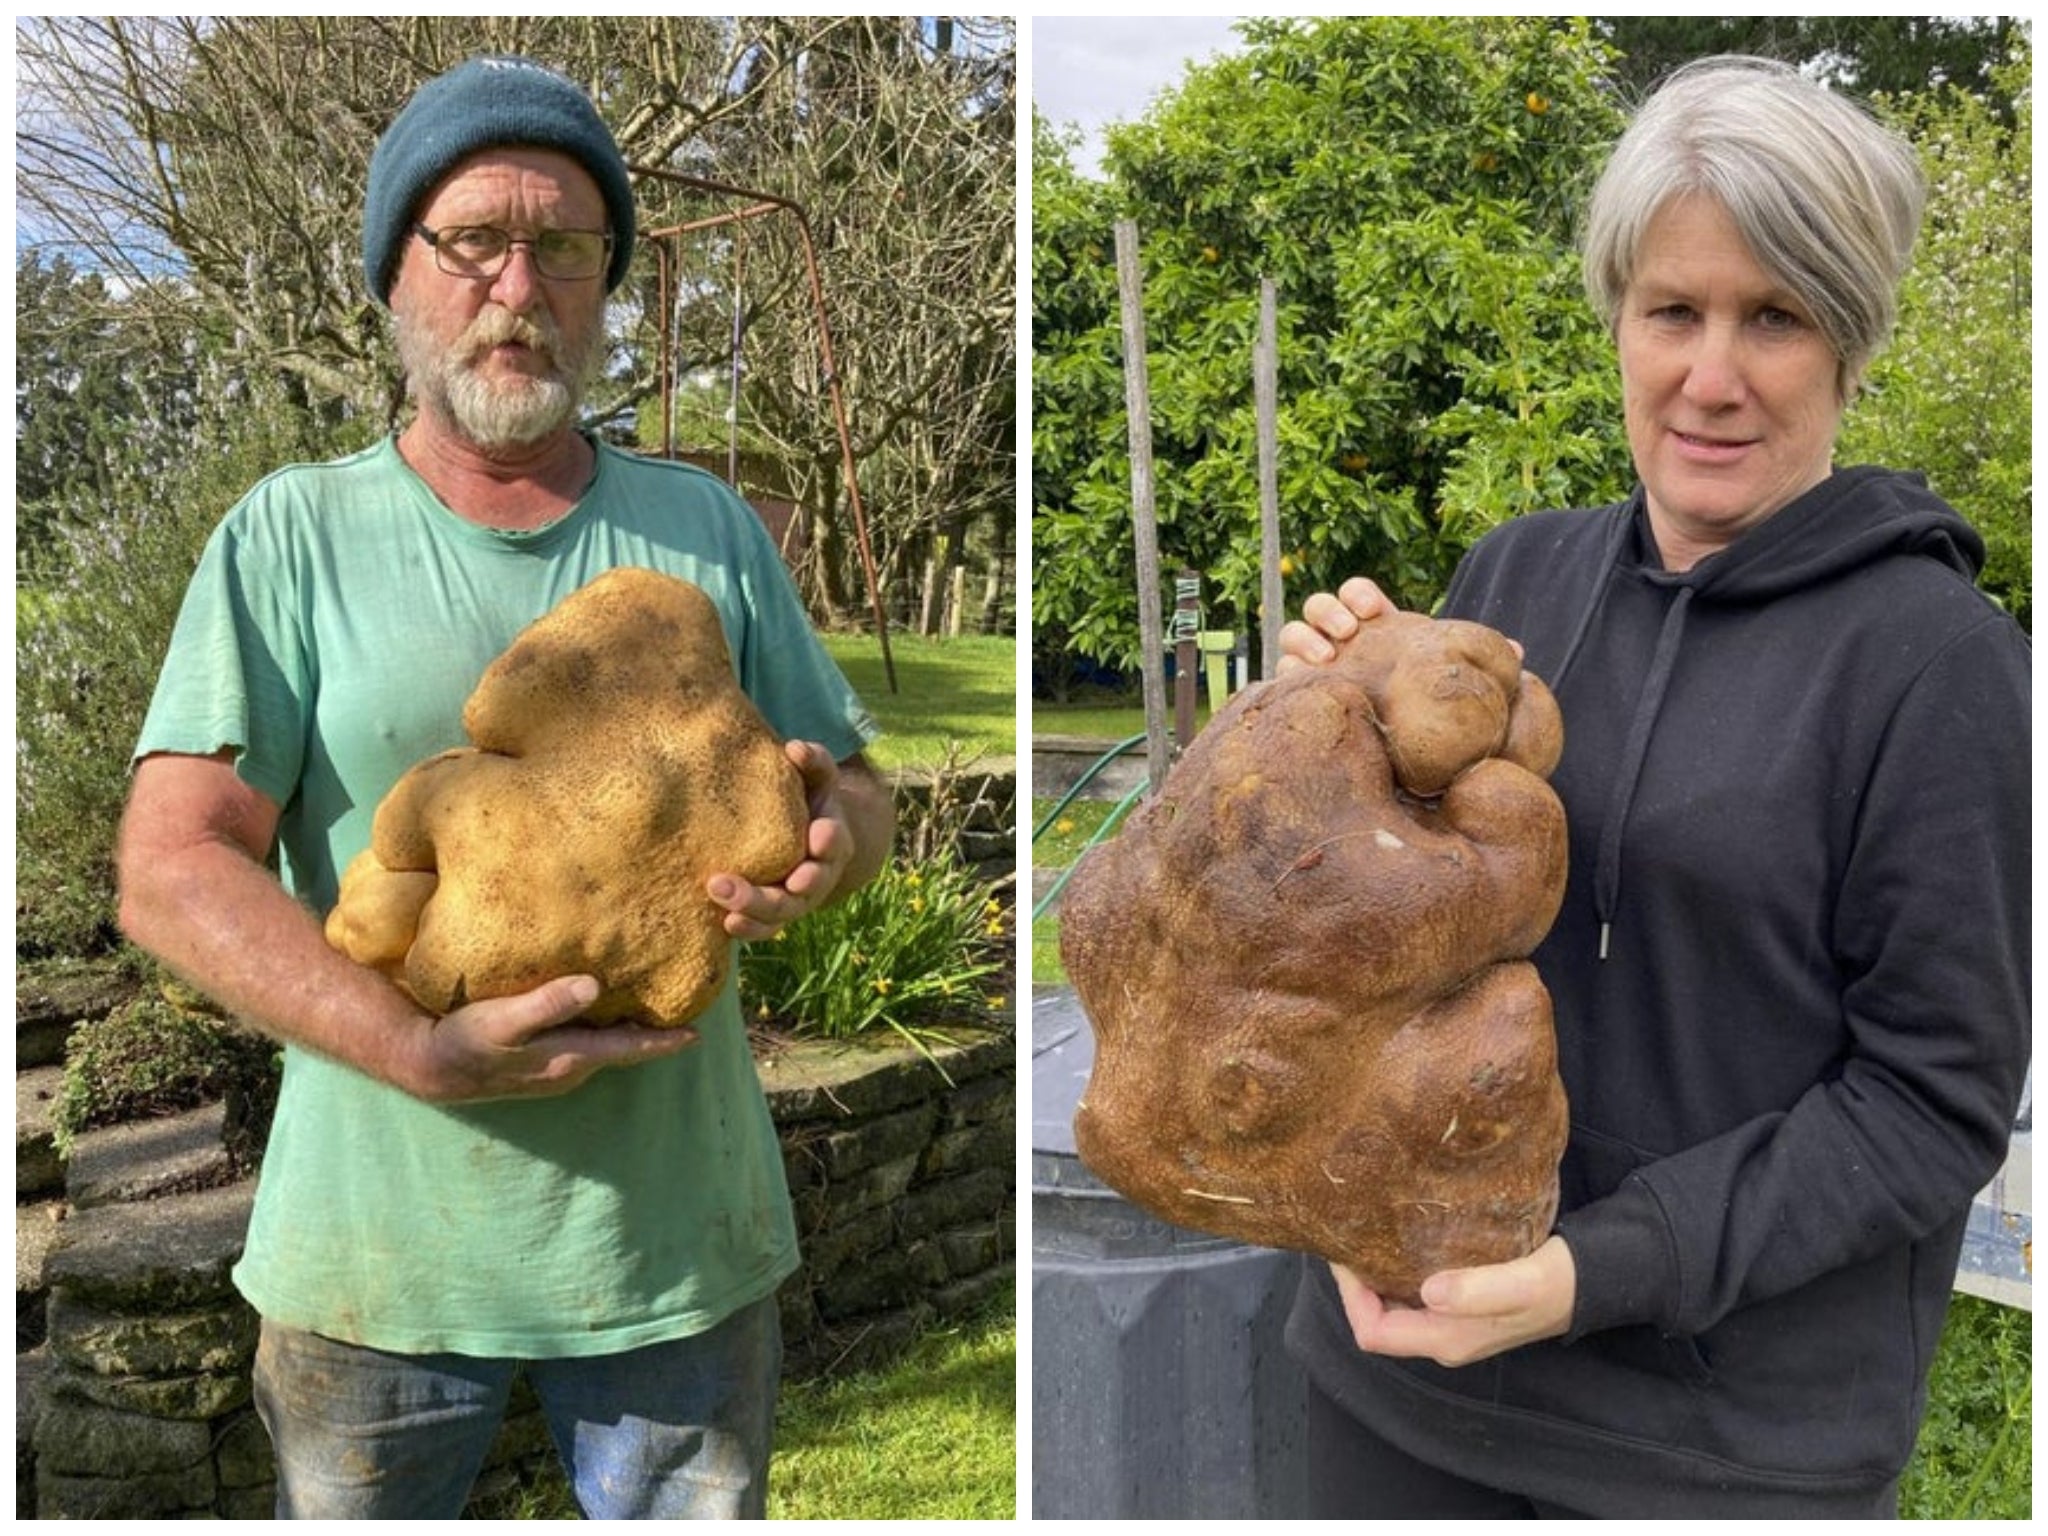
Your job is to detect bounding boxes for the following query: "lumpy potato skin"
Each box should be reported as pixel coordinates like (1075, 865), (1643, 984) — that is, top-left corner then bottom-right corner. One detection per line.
(1060, 612), (1569, 1301)
(325, 568), (809, 1028)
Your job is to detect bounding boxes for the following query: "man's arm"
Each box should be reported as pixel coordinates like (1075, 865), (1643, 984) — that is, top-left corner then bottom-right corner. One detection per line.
(116, 750), (697, 1102)
(709, 744), (896, 940)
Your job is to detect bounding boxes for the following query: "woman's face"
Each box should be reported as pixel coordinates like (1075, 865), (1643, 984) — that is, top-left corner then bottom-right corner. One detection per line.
(1617, 195), (1847, 571)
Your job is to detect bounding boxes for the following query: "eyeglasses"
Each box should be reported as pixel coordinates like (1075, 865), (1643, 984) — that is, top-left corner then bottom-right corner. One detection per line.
(413, 224), (613, 282)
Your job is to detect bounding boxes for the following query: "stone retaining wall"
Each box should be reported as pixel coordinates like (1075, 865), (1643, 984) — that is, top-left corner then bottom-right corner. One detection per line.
(890, 760), (1017, 879)
(18, 991), (1012, 1519)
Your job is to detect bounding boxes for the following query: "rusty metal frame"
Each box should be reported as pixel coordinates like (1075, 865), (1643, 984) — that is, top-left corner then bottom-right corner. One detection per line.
(635, 165), (896, 693)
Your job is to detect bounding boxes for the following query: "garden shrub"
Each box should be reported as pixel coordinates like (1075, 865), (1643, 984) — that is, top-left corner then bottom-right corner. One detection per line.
(1898, 1294), (2032, 1518)
(1034, 19), (2033, 678)
(1032, 17), (1633, 677)
(740, 753), (1010, 1063)
(1841, 41), (2032, 630)
(16, 360), (371, 959)
(55, 994), (281, 1172)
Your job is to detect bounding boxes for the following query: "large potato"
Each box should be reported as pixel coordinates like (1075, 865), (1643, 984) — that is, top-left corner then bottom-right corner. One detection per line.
(1059, 611), (1569, 1301)
(326, 567), (808, 1028)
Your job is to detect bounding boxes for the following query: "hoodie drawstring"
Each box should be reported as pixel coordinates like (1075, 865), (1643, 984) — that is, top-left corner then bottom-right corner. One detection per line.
(1593, 585), (1693, 960)
(1545, 470), (1984, 961)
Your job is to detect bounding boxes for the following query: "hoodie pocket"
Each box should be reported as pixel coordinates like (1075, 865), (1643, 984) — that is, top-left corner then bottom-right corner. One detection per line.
(1559, 1121), (1714, 1388)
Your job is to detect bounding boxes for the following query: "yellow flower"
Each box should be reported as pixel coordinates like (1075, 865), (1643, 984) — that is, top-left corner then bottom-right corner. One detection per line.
(909, 895), (926, 914)
(872, 977), (894, 995)
(983, 899), (1002, 916)
(1055, 817), (1076, 835)
(986, 995), (1007, 1010)
(985, 917), (1005, 937)
(905, 870), (924, 887)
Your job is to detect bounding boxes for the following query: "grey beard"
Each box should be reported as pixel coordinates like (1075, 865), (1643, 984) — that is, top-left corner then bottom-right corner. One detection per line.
(396, 306), (599, 454)
(435, 363), (577, 452)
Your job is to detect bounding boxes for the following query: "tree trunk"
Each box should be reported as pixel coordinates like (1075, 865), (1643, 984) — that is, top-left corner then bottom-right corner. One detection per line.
(978, 518), (1012, 636)
(917, 537), (942, 637)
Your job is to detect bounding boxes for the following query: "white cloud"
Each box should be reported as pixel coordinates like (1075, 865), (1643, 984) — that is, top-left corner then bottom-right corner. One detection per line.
(1031, 15), (1247, 178)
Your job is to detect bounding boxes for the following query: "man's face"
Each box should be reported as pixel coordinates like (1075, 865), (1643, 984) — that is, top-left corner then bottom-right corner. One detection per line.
(390, 147), (610, 455)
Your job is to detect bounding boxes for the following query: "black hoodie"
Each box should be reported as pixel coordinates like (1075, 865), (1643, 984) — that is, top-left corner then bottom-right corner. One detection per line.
(1286, 467), (2031, 1517)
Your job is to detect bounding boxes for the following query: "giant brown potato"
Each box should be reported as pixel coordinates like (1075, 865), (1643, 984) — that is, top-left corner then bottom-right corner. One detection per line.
(1059, 611), (1570, 1301)
(326, 567), (809, 1029)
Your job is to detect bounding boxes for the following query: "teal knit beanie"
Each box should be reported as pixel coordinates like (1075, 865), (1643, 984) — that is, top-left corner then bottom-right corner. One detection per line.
(362, 54), (636, 304)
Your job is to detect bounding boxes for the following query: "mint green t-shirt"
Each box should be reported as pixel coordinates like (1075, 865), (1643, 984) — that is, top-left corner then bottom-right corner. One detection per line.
(135, 436), (877, 1357)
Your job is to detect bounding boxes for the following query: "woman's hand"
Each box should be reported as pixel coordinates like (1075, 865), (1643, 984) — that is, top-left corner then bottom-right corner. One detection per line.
(1276, 577), (1402, 672)
(1331, 1236), (1576, 1368)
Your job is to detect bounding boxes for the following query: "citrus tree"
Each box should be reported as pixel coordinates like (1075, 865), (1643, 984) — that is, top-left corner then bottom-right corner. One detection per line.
(1030, 112), (1132, 692)
(1841, 37), (2032, 630)
(1032, 16), (1634, 680)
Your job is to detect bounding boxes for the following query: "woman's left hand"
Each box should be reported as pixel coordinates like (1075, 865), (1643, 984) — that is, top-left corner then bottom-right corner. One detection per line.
(1332, 1235), (1577, 1368)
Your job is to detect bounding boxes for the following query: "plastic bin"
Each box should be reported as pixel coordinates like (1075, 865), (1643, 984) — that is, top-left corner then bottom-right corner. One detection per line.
(1031, 989), (1308, 1518)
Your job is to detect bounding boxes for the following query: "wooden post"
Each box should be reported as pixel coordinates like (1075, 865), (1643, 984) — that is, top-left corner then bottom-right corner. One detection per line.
(1173, 570), (1200, 747)
(1115, 220), (1172, 794)
(1256, 278), (1283, 680)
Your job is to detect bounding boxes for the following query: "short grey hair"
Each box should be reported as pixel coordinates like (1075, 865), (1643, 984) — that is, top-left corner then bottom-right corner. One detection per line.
(1581, 55), (1925, 395)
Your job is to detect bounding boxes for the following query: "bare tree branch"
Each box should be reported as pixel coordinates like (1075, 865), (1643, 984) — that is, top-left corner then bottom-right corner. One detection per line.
(14, 15), (1016, 623)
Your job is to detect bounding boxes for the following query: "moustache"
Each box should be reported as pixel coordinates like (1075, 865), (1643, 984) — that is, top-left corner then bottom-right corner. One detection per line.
(460, 308), (560, 366)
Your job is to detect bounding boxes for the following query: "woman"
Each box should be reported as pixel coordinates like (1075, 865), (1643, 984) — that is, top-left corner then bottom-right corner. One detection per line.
(1278, 56), (2029, 1518)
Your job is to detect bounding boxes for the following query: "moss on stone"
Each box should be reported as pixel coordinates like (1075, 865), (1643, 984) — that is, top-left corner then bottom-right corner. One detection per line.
(54, 998), (278, 1167)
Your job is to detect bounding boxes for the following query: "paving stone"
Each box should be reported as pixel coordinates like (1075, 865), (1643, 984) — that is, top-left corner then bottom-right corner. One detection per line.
(16, 1065), (66, 1197)
(66, 1101), (235, 1211)
(42, 1180), (253, 1312)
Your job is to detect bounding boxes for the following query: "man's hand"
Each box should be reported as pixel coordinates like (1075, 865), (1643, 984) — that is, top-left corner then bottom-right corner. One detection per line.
(707, 743), (892, 941)
(1332, 1236), (1576, 1368)
(1276, 577), (1402, 671)
(400, 974), (702, 1103)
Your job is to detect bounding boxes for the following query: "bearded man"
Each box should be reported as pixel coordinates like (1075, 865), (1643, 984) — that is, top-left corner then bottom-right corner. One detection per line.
(114, 56), (894, 1519)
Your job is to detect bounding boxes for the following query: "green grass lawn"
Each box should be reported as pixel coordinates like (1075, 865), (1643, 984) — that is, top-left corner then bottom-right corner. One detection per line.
(1032, 695), (1213, 744)
(825, 632), (1016, 772)
(1032, 794), (1130, 987)
(771, 1299), (1016, 1519)
(488, 1299), (1016, 1519)
(1031, 797), (1129, 987)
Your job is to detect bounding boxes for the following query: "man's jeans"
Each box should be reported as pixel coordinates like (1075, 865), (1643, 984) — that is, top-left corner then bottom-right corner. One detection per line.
(251, 1295), (781, 1519)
